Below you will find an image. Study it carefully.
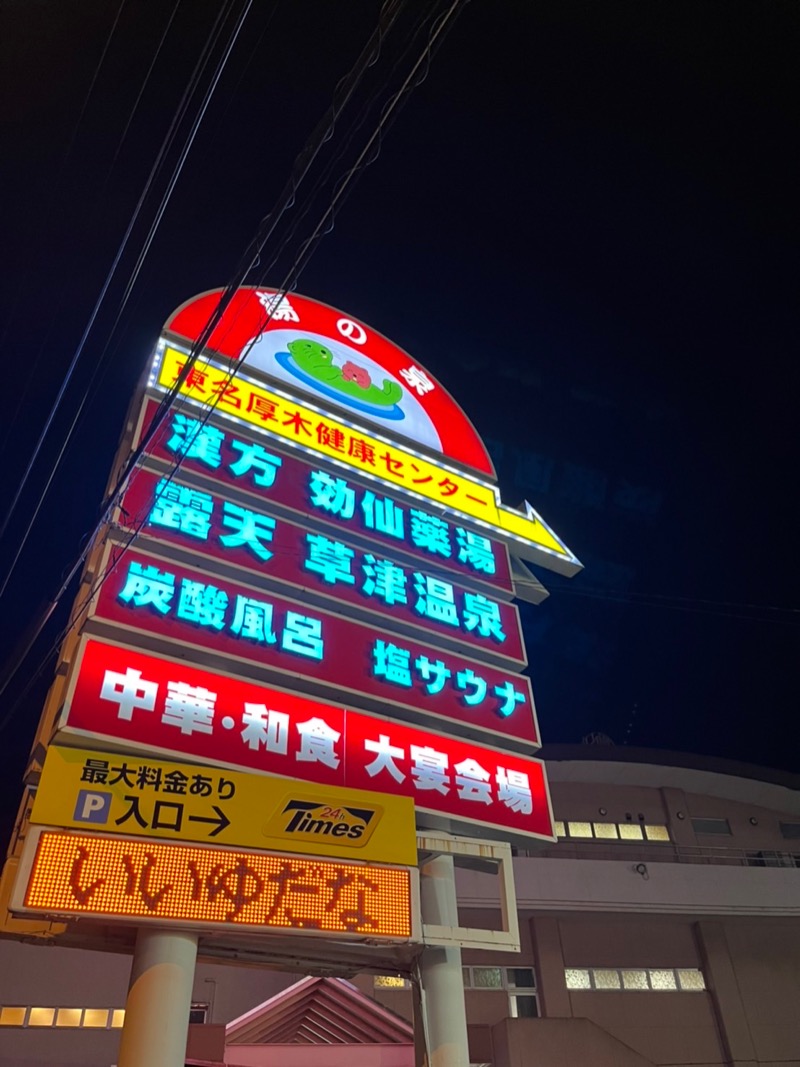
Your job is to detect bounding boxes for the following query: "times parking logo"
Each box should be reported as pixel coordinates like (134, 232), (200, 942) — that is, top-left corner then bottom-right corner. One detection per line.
(278, 800), (376, 843)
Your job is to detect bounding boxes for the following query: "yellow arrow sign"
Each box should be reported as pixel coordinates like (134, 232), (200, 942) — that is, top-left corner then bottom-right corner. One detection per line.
(31, 745), (417, 866)
(153, 345), (582, 575)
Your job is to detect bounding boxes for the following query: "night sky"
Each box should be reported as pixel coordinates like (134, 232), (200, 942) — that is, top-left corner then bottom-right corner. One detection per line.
(1, 1), (797, 841)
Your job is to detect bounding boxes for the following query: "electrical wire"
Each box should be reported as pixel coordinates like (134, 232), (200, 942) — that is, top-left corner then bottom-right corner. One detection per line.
(0, 0), (251, 596)
(268, 0), (467, 295)
(0, 0), (460, 726)
(0, 0), (130, 460)
(0, 0), (416, 715)
(0, 0), (237, 549)
(122, 0), (411, 480)
(541, 581), (800, 625)
(253, 1), (451, 287)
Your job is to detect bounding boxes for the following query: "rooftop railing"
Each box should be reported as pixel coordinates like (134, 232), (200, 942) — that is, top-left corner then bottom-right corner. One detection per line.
(516, 841), (800, 868)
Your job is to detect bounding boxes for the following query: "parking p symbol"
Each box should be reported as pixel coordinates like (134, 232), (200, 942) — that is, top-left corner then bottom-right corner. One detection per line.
(74, 790), (111, 824)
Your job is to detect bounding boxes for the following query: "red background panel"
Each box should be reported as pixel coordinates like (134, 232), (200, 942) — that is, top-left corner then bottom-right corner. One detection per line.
(134, 397), (514, 594)
(119, 468), (525, 667)
(61, 639), (555, 841)
(91, 547), (538, 747)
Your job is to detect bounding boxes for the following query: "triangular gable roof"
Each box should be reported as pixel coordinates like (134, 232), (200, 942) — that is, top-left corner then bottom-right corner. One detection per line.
(226, 976), (413, 1046)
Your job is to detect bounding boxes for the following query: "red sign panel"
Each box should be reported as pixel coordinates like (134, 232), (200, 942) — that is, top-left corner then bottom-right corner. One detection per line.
(90, 545), (538, 747)
(133, 397), (514, 595)
(58, 639), (556, 842)
(164, 287), (495, 478)
(118, 468), (525, 668)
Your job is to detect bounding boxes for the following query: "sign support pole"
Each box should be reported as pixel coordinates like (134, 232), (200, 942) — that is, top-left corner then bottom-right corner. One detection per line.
(419, 848), (470, 1067)
(117, 927), (198, 1067)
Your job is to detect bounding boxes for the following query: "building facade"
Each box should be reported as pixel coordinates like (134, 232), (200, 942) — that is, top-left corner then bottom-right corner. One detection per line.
(2, 745), (799, 1067)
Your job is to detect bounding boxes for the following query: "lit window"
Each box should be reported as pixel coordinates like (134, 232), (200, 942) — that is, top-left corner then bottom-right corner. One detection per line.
(566, 968), (705, 993)
(565, 969), (591, 990)
(645, 825), (670, 841)
(554, 820), (670, 842)
(567, 821), (593, 838)
(621, 970), (649, 990)
(0, 1007), (26, 1026)
(56, 1008), (83, 1027)
(593, 969), (621, 990)
(677, 969), (706, 991)
(28, 1008), (55, 1027)
(648, 970), (678, 991)
(83, 1009), (110, 1028)
(0, 1005), (125, 1029)
(618, 823), (644, 840)
(374, 976), (409, 989)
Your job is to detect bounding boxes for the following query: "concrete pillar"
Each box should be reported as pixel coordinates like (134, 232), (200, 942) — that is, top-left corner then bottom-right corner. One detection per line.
(117, 927), (199, 1067)
(530, 915), (572, 1017)
(419, 851), (470, 1067)
(695, 921), (757, 1067)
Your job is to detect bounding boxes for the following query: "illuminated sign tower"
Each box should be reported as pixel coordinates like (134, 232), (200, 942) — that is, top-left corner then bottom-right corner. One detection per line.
(1, 287), (582, 1067)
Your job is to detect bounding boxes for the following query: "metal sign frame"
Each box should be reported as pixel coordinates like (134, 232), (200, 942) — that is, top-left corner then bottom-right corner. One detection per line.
(417, 834), (520, 951)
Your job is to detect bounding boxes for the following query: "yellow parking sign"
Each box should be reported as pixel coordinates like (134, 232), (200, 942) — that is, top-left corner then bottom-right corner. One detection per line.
(31, 745), (417, 866)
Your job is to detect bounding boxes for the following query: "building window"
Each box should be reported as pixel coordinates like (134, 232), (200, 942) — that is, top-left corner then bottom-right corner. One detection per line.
(565, 967), (705, 992)
(374, 975), (411, 990)
(779, 822), (800, 840)
(691, 818), (731, 835)
(618, 823), (644, 840)
(0, 1007), (26, 1026)
(189, 1001), (209, 1024)
(55, 1008), (83, 1027)
(644, 824), (670, 841)
(567, 821), (593, 838)
(27, 1008), (55, 1027)
(555, 821), (670, 842)
(463, 966), (538, 1018)
(83, 1009), (111, 1028)
(0, 1006), (126, 1028)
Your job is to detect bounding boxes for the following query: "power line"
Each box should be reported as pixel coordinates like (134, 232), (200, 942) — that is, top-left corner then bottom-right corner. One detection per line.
(0, 0), (420, 717)
(545, 580), (800, 625)
(0, 0), (135, 468)
(0, 0), (468, 730)
(0, 0), (252, 596)
(0, 0), (128, 360)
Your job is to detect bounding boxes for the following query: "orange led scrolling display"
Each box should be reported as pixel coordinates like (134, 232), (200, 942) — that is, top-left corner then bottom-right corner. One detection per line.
(20, 830), (413, 940)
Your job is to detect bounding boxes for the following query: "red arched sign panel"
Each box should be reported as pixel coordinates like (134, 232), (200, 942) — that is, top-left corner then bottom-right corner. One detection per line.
(164, 287), (496, 480)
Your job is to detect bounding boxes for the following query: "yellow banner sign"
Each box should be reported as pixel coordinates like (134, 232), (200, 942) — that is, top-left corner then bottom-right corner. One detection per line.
(13, 828), (415, 940)
(155, 345), (581, 574)
(31, 745), (417, 866)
